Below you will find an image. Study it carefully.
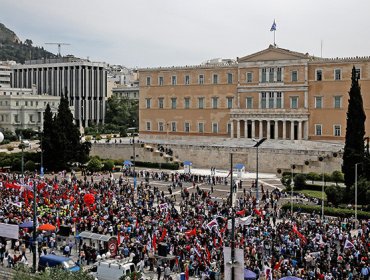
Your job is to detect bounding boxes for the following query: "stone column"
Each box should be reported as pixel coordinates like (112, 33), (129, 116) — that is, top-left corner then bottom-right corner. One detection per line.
(298, 121), (303, 140)
(283, 120), (286, 139)
(303, 120), (309, 140)
(230, 120), (234, 139)
(244, 120), (248, 138)
(237, 120), (241, 139)
(274, 120), (279, 139)
(267, 120), (271, 139)
(259, 120), (263, 139)
(290, 120), (295, 140)
(251, 120), (255, 139)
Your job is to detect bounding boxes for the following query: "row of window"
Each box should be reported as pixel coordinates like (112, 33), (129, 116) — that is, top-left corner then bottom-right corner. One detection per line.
(145, 121), (342, 137)
(315, 124), (341, 137)
(0, 100), (56, 107)
(314, 96), (342, 109)
(316, 68), (361, 81)
(146, 121), (221, 133)
(145, 94), (343, 110)
(10, 113), (42, 123)
(146, 66), (363, 86)
(146, 73), (234, 86)
(146, 97), (234, 109)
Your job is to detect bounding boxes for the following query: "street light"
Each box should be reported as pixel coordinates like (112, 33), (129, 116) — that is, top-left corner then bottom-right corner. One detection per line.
(291, 164), (296, 214)
(318, 156), (325, 220)
(355, 162), (363, 221)
(253, 138), (267, 202)
(32, 178), (37, 273)
(127, 127), (138, 191)
(229, 153), (235, 280)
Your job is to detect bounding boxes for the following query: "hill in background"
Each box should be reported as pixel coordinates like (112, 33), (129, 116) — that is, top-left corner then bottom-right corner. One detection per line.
(0, 23), (56, 63)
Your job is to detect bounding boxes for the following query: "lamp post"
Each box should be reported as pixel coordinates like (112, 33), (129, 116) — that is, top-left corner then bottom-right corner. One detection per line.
(355, 162), (363, 221)
(32, 178), (37, 273)
(253, 138), (267, 202)
(127, 127), (137, 191)
(229, 153), (235, 280)
(291, 164), (296, 214)
(318, 156), (325, 220)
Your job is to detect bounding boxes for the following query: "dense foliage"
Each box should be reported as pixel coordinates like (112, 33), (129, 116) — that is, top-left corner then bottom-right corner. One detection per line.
(281, 203), (370, 219)
(85, 95), (140, 136)
(42, 95), (91, 171)
(342, 67), (366, 190)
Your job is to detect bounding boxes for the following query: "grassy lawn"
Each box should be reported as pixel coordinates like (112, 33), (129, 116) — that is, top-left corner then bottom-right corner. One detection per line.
(299, 189), (327, 201)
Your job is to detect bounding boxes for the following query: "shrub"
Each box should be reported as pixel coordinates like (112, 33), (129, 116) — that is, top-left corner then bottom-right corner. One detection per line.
(85, 136), (92, 142)
(281, 175), (292, 189)
(6, 145), (14, 151)
(281, 203), (370, 219)
(95, 135), (102, 141)
(331, 170), (344, 185)
(25, 160), (36, 171)
(306, 172), (321, 183)
(102, 160), (115, 171)
(294, 173), (307, 190)
(325, 185), (344, 206)
(87, 157), (102, 172)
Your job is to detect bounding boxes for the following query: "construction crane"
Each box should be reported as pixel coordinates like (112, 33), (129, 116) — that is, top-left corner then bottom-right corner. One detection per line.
(45, 42), (71, 57)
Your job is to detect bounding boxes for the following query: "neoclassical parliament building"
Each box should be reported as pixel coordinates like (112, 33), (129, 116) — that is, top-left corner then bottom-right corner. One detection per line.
(139, 45), (370, 141)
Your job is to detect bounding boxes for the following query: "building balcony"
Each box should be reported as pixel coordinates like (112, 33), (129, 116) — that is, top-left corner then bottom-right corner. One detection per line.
(230, 108), (309, 120)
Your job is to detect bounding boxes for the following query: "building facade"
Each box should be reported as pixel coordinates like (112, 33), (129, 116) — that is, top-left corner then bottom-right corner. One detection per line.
(0, 61), (15, 88)
(11, 57), (108, 128)
(139, 46), (370, 141)
(0, 86), (61, 132)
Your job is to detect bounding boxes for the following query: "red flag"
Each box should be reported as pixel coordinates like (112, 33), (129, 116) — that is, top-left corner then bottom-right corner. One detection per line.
(206, 247), (211, 262)
(53, 183), (59, 190)
(292, 226), (307, 243)
(152, 234), (157, 251)
(236, 209), (246, 216)
(185, 264), (189, 280)
(159, 228), (167, 242)
(117, 231), (121, 245)
(185, 228), (196, 237)
(274, 259), (283, 271)
(253, 208), (263, 218)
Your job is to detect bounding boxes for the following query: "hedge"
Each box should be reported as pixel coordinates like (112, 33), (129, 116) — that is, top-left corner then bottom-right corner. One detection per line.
(134, 161), (179, 170)
(282, 203), (370, 219)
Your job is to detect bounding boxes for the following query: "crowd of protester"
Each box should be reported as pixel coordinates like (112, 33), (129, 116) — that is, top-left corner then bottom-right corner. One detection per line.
(0, 169), (369, 280)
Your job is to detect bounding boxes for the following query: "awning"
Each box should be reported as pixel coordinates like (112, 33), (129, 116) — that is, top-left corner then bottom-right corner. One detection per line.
(78, 231), (113, 242)
(123, 160), (133, 166)
(183, 161), (192, 166)
(234, 163), (245, 170)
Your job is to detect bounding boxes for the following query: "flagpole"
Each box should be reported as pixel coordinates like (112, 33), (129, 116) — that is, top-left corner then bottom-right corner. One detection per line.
(274, 29), (276, 46)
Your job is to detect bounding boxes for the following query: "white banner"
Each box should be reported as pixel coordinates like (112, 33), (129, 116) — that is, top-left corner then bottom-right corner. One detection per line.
(0, 223), (19, 239)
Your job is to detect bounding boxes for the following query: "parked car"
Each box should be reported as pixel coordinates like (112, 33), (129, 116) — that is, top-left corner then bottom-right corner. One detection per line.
(38, 254), (80, 272)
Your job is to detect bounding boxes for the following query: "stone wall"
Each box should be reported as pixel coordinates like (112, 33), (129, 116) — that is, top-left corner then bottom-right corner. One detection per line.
(90, 142), (342, 174)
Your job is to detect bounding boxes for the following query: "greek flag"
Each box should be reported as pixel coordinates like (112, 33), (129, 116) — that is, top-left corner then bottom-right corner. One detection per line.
(270, 20), (276, 31)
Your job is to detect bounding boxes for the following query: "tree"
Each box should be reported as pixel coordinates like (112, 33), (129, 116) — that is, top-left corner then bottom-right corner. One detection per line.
(342, 66), (366, 191)
(42, 103), (56, 170)
(325, 185), (344, 207)
(24, 39), (33, 46)
(43, 93), (91, 171)
(14, 266), (95, 280)
(293, 173), (307, 190)
(331, 170), (344, 186)
(87, 157), (102, 172)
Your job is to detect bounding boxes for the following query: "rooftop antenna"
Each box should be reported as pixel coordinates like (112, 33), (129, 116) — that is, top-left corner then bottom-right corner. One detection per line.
(45, 42), (71, 57)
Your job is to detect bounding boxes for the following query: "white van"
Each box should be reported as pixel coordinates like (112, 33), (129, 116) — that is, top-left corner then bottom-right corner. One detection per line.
(90, 260), (138, 280)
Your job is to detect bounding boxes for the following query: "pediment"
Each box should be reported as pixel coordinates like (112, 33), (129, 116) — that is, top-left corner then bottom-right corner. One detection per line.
(238, 45), (309, 62)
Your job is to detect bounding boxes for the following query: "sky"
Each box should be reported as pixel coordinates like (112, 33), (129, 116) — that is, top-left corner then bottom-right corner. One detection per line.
(1, 0), (370, 68)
